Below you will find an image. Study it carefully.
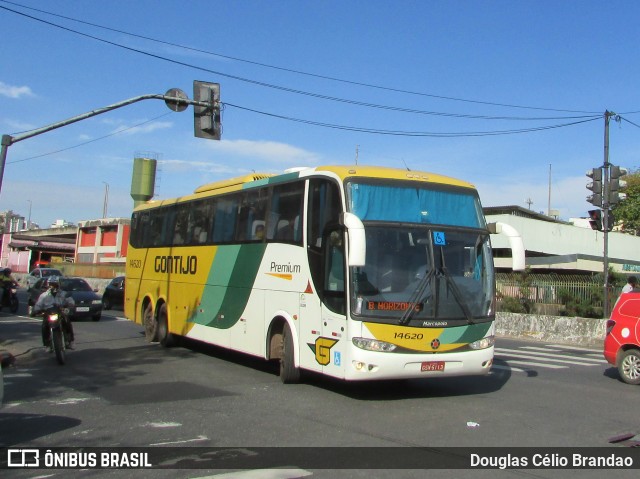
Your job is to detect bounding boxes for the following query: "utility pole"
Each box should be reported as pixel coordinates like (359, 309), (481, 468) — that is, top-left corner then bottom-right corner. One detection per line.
(603, 111), (612, 318)
(547, 164), (552, 216)
(102, 182), (109, 218)
(587, 111), (626, 317)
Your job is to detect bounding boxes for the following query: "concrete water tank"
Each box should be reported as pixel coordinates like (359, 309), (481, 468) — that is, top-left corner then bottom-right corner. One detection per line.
(130, 157), (157, 207)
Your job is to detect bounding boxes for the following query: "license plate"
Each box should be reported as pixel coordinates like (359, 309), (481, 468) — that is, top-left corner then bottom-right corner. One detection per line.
(421, 361), (445, 372)
(76, 307), (90, 312)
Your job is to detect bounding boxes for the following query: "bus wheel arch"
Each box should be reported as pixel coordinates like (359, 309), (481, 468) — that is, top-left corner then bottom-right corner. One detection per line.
(157, 302), (177, 348)
(268, 316), (301, 384)
(142, 298), (158, 342)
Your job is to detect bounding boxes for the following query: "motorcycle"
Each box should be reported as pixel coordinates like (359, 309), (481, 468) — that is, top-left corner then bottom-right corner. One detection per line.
(43, 305), (71, 365)
(0, 281), (19, 313)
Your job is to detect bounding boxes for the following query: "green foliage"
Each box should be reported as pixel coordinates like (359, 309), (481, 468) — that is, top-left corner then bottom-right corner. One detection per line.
(556, 287), (602, 318)
(612, 168), (640, 235)
(497, 269), (613, 318)
(498, 295), (528, 313)
(497, 268), (533, 313)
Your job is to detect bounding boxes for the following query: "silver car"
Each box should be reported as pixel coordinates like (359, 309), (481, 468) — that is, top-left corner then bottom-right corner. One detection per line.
(25, 268), (63, 291)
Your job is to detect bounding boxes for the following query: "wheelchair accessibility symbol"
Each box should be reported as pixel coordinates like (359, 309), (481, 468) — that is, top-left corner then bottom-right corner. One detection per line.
(433, 231), (446, 245)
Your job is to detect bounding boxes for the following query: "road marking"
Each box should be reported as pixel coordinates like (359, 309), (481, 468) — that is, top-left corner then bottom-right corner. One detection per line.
(194, 469), (313, 479)
(150, 435), (209, 446)
(2, 372), (33, 378)
(500, 349), (598, 366)
(0, 318), (40, 323)
(520, 346), (602, 358)
(491, 364), (527, 372)
(49, 397), (93, 406)
(540, 344), (602, 354)
(145, 422), (182, 428)
(496, 359), (567, 369)
(496, 348), (604, 365)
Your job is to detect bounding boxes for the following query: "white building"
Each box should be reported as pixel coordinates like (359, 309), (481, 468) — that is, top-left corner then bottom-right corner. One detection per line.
(485, 206), (640, 274)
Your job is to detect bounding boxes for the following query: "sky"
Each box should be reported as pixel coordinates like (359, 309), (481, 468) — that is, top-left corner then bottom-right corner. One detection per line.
(1, 0), (640, 228)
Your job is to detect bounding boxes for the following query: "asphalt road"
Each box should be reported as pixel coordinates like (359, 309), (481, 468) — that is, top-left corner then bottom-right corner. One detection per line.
(0, 291), (639, 479)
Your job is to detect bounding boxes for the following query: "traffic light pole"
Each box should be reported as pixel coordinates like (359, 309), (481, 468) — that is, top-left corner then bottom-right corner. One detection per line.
(602, 111), (611, 318)
(0, 88), (216, 196)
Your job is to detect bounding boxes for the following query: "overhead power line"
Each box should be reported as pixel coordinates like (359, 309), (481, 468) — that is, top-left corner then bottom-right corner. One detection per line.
(223, 102), (601, 137)
(0, 1), (603, 120)
(7, 112), (174, 164)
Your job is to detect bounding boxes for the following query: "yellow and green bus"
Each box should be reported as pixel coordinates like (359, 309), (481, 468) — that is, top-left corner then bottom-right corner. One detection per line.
(125, 165), (524, 383)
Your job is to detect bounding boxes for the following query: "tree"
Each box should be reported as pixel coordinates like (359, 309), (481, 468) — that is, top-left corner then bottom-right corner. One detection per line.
(612, 168), (640, 235)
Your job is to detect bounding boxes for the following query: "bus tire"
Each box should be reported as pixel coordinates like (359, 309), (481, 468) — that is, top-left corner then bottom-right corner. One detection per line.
(143, 303), (158, 342)
(280, 323), (300, 384)
(158, 303), (176, 348)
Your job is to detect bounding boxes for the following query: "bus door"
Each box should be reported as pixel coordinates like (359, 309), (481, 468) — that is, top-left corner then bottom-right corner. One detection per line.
(318, 227), (348, 378)
(302, 178), (345, 376)
(299, 226), (347, 377)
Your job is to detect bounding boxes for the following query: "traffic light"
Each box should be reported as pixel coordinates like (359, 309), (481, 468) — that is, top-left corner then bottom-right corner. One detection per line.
(193, 80), (221, 140)
(608, 164), (628, 205)
(586, 167), (603, 207)
(588, 209), (602, 231)
(606, 210), (615, 231)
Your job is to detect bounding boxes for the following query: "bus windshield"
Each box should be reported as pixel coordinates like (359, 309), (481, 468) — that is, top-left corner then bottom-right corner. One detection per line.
(346, 181), (494, 325)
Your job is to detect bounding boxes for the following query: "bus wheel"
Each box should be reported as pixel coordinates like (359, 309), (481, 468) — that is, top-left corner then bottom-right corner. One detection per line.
(143, 303), (158, 342)
(280, 323), (300, 384)
(158, 304), (176, 348)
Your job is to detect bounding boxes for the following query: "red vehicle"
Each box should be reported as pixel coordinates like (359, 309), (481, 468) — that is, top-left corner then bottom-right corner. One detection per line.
(604, 292), (640, 385)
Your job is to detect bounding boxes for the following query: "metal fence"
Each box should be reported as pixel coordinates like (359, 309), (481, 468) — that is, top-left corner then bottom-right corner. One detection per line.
(496, 273), (621, 309)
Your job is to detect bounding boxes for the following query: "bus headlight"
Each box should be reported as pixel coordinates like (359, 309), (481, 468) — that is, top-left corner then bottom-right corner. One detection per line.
(353, 337), (397, 352)
(469, 335), (495, 350)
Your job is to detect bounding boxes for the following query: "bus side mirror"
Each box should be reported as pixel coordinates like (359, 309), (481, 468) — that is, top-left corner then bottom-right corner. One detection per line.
(488, 221), (525, 271)
(341, 212), (366, 267)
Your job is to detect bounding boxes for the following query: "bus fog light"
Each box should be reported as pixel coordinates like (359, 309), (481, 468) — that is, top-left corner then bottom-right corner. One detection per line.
(470, 335), (495, 350)
(353, 337), (397, 352)
(353, 361), (366, 371)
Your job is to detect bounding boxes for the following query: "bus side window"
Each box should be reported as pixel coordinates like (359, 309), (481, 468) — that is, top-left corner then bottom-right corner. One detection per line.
(173, 204), (189, 245)
(145, 209), (167, 247)
(307, 179), (342, 299)
(189, 200), (212, 244)
(213, 196), (238, 243)
(236, 190), (267, 242)
(307, 179), (341, 250)
(323, 228), (346, 314)
(269, 182), (304, 244)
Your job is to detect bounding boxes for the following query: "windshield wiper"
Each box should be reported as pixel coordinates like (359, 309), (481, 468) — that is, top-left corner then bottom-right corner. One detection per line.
(398, 267), (435, 325)
(438, 248), (475, 324)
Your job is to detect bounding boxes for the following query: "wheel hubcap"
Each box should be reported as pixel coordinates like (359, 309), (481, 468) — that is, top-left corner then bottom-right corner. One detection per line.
(622, 354), (640, 380)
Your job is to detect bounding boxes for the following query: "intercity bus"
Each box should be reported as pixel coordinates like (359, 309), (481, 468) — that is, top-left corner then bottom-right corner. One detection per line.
(125, 165), (524, 383)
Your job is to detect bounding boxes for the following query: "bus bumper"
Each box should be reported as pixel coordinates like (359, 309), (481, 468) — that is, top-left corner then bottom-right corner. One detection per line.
(343, 346), (494, 381)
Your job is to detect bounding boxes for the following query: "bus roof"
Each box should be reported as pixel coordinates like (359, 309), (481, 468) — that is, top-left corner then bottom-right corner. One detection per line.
(312, 165), (476, 189)
(133, 164), (476, 211)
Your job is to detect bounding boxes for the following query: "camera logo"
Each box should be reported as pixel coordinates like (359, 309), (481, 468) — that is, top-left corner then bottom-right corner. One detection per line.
(7, 449), (40, 467)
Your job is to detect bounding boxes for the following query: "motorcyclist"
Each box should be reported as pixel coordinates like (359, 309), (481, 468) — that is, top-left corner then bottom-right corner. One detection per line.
(0, 268), (17, 305)
(34, 276), (75, 349)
